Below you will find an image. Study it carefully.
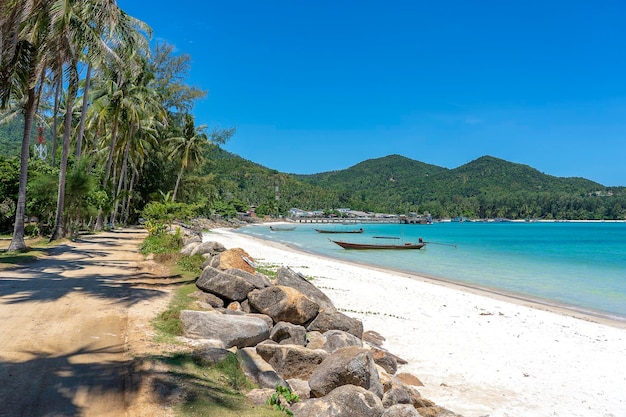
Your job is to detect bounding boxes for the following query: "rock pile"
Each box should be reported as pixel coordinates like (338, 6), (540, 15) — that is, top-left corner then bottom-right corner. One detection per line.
(180, 240), (460, 417)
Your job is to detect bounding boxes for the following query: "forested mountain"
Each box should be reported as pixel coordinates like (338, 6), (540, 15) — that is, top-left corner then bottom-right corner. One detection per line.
(1, 123), (624, 220)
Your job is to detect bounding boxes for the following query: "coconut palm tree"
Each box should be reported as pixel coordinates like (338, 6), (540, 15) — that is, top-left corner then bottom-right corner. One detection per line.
(167, 114), (209, 202)
(1, 0), (52, 251)
(49, 0), (151, 240)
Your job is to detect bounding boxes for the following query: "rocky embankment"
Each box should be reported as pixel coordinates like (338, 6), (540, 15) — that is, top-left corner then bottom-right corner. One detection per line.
(178, 232), (460, 417)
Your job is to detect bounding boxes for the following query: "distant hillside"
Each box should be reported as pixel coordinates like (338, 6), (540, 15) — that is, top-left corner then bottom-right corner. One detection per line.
(2, 122), (624, 219)
(291, 154), (624, 219)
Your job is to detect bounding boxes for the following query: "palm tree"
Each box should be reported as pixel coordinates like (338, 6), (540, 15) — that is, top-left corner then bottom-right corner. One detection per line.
(167, 114), (210, 202)
(49, 0), (151, 240)
(1, 1), (52, 251)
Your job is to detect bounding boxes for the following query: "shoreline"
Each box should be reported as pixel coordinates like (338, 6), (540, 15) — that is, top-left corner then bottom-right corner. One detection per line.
(237, 223), (626, 327)
(204, 226), (626, 417)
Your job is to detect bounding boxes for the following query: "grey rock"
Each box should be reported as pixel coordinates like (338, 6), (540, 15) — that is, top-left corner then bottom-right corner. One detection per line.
(239, 347), (288, 389)
(372, 347), (399, 375)
(180, 241), (200, 256)
(306, 331), (327, 350)
(307, 310), (363, 338)
(276, 266), (337, 312)
(226, 268), (272, 289)
(248, 285), (320, 325)
(286, 378), (311, 399)
(256, 343), (328, 380)
(290, 384), (385, 417)
(270, 321), (307, 346)
(382, 386), (412, 408)
(308, 346), (383, 398)
(196, 266), (255, 302)
(321, 329), (363, 353)
(190, 240), (226, 256)
(180, 310), (270, 348)
(382, 404), (422, 417)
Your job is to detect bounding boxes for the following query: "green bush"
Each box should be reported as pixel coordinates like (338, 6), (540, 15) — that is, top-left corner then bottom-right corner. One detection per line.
(140, 231), (182, 255)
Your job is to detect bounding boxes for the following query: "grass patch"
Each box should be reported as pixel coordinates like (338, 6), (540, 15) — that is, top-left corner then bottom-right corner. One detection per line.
(149, 352), (283, 417)
(141, 232), (183, 255)
(256, 263), (280, 278)
(152, 282), (199, 340)
(0, 237), (58, 269)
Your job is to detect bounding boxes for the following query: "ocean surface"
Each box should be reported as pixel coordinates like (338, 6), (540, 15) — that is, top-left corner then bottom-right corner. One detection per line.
(234, 221), (626, 321)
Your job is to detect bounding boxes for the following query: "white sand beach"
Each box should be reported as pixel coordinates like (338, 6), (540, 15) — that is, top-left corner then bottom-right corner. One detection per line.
(205, 227), (626, 417)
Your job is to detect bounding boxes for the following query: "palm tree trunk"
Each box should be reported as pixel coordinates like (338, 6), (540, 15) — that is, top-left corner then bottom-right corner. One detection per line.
(50, 71), (77, 241)
(75, 63), (91, 159)
(111, 138), (129, 225)
(123, 169), (136, 224)
(51, 76), (61, 166)
(172, 166), (183, 202)
(95, 117), (119, 230)
(7, 85), (36, 251)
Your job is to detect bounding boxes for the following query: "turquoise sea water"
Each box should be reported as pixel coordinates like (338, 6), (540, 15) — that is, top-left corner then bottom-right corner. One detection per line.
(235, 222), (626, 320)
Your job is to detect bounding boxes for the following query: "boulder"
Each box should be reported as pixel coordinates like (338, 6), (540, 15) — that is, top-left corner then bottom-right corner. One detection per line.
(307, 310), (363, 338)
(190, 240), (226, 256)
(196, 266), (255, 302)
(239, 347), (288, 389)
(286, 378), (311, 399)
(248, 286), (320, 325)
(212, 248), (255, 273)
(256, 343), (328, 380)
(308, 346), (383, 398)
(372, 347), (398, 375)
(180, 310), (270, 348)
(246, 388), (276, 406)
(226, 268), (272, 289)
(382, 386), (412, 408)
(381, 404), (422, 417)
(289, 384), (385, 417)
(270, 321), (307, 345)
(189, 290), (225, 308)
(321, 329), (363, 353)
(180, 241), (200, 256)
(395, 373), (424, 387)
(363, 330), (386, 347)
(305, 331), (327, 350)
(226, 301), (242, 311)
(276, 266), (337, 312)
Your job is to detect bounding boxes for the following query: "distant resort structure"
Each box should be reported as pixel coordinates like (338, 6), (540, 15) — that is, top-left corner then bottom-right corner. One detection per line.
(287, 208), (433, 224)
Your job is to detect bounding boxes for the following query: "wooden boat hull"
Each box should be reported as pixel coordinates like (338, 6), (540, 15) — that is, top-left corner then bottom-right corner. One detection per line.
(270, 226), (296, 231)
(331, 240), (427, 250)
(314, 228), (363, 234)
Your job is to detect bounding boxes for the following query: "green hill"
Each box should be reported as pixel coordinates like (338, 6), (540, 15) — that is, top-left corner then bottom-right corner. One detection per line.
(2, 121), (624, 219)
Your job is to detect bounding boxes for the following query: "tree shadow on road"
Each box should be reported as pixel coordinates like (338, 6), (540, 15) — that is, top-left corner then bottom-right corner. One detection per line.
(0, 343), (137, 416)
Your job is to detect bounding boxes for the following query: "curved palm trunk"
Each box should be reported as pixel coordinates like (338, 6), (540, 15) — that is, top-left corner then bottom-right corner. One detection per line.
(51, 77), (61, 166)
(111, 138), (129, 225)
(95, 117), (119, 230)
(50, 76), (77, 241)
(7, 85), (36, 251)
(172, 165), (184, 202)
(123, 169), (136, 224)
(75, 63), (91, 159)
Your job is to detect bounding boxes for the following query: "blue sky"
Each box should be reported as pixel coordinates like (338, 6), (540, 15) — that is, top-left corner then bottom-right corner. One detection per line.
(118, 1), (626, 186)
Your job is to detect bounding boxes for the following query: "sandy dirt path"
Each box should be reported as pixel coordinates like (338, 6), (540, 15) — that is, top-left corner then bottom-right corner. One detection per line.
(0, 228), (175, 417)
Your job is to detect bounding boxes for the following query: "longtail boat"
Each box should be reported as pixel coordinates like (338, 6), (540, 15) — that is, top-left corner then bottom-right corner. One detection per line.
(314, 228), (364, 234)
(269, 225), (296, 231)
(330, 239), (427, 250)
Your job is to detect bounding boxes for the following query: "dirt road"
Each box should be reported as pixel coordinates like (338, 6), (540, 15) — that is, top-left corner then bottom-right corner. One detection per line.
(0, 228), (175, 417)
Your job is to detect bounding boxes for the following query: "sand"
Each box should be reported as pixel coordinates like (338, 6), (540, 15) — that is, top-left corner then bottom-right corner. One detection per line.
(204, 226), (626, 417)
